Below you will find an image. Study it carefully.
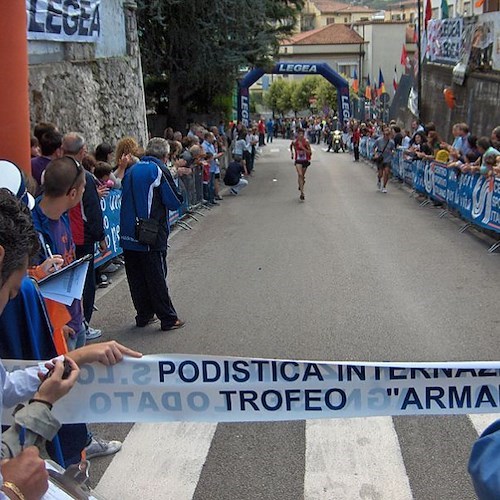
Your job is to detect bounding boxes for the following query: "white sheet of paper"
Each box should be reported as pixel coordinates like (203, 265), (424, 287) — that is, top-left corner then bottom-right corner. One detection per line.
(40, 292), (74, 306)
(39, 262), (89, 305)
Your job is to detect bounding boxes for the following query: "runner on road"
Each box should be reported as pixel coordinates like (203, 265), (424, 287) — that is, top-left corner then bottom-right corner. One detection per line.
(290, 129), (312, 201)
(374, 126), (396, 194)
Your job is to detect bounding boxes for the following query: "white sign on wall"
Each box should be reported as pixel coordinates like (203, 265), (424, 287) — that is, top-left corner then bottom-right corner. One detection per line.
(426, 18), (463, 64)
(27, 0), (101, 43)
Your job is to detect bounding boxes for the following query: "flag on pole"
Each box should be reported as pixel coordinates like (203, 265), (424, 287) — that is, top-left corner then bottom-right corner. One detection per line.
(364, 75), (372, 100)
(378, 68), (386, 96)
(441, 0), (449, 18)
(401, 44), (410, 70)
(425, 0), (432, 29)
(393, 66), (398, 91)
(352, 69), (359, 94)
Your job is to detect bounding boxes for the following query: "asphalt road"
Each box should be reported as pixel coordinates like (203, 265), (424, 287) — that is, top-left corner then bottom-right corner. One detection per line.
(87, 140), (500, 499)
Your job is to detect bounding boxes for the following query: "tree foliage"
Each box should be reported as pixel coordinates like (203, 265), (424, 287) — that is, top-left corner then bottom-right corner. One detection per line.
(137, 0), (303, 128)
(264, 76), (338, 116)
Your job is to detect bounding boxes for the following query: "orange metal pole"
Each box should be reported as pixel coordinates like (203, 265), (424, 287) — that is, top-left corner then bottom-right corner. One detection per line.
(0, 1), (31, 173)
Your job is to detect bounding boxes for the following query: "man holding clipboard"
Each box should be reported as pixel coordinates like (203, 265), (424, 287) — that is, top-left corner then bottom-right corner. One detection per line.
(30, 157), (126, 461)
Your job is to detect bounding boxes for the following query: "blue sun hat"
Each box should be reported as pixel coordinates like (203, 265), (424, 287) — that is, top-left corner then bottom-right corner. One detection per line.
(0, 159), (35, 209)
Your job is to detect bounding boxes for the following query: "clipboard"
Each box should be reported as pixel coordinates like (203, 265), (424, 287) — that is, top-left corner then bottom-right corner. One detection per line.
(38, 254), (93, 286)
(45, 460), (106, 499)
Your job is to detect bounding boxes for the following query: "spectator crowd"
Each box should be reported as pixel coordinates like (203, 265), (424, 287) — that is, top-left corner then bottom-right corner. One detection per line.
(0, 110), (498, 498)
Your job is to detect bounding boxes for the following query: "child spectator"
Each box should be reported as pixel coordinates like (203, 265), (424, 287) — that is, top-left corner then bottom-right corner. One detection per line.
(203, 151), (216, 205)
(30, 136), (41, 158)
(94, 161), (115, 188)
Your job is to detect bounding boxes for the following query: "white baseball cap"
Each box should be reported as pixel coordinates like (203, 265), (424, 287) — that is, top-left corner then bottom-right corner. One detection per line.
(0, 159), (35, 210)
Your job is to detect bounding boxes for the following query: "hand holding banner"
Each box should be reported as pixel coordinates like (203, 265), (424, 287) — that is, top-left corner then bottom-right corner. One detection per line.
(4, 355), (500, 425)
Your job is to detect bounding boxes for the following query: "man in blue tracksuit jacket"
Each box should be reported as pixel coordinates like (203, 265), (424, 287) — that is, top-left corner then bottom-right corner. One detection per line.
(120, 138), (185, 331)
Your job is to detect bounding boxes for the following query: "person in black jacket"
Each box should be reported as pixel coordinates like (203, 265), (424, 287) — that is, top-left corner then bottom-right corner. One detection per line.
(224, 157), (248, 195)
(120, 138), (185, 331)
(64, 133), (107, 341)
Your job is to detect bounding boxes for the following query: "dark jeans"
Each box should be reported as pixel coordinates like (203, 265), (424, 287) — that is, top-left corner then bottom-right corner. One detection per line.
(243, 150), (253, 173)
(76, 244), (95, 324)
(208, 172), (215, 203)
(124, 249), (178, 328)
(354, 144), (360, 161)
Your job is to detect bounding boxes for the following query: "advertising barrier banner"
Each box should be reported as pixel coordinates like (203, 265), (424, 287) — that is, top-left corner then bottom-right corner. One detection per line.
(388, 149), (500, 235)
(4, 356), (500, 424)
(94, 189), (121, 268)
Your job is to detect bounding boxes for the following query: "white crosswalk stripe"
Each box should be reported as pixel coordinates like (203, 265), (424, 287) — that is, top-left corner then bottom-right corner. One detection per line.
(304, 417), (412, 500)
(94, 414), (495, 499)
(468, 413), (498, 435)
(95, 422), (217, 500)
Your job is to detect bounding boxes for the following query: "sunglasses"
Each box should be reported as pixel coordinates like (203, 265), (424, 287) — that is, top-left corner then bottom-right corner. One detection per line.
(65, 156), (84, 195)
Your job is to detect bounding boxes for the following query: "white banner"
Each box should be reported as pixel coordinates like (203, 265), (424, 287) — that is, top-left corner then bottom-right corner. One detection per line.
(4, 355), (500, 424)
(27, 0), (101, 43)
(426, 18), (463, 64)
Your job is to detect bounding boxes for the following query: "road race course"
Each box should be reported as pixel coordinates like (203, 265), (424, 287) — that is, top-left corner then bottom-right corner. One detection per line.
(87, 139), (500, 499)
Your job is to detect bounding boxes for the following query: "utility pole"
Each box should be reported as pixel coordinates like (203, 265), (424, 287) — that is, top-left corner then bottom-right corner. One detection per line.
(417, 0), (423, 117)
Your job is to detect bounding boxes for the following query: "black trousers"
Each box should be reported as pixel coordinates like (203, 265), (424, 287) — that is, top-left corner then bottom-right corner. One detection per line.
(353, 144), (360, 161)
(123, 249), (178, 327)
(76, 244), (95, 324)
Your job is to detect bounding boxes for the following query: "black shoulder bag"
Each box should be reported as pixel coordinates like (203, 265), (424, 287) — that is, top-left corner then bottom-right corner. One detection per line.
(374, 139), (389, 165)
(130, 170), (160, 246)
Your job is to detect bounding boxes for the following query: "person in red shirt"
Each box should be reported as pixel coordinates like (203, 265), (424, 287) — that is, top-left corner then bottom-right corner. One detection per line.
(290, 129), (312, 201)
(352, 123), (361, 162)
(258, 119), (266, 147)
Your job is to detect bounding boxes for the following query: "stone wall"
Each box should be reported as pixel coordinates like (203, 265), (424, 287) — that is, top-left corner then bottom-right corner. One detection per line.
(421, 64), (500, 141)
(28, 1), (147, 151)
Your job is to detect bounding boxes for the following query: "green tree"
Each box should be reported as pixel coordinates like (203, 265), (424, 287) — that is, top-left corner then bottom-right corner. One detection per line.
(137, 0), (304, 129)
(264, 78), (296, 116)
(290, 76), (322, 113)
(315, 78), (338, 112)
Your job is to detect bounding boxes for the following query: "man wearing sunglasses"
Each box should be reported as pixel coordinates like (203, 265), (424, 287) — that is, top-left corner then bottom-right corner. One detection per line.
(63, 133), (107, 342)
(31, 157), (123, 460)
(31, 156), (87, 351)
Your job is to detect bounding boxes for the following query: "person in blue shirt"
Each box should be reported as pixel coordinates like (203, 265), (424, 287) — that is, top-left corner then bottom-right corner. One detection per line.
(266, 118), (274, 144)
(120, 138), (185, 331)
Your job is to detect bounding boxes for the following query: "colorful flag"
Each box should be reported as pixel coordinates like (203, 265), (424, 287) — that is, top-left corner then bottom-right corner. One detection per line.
(364, 75), (372, 100)
(352, 69), (359, 94)
(425, 0), (432, 29)
(393, 66), (398, 91)
(441, 0), (449, 18)
(378, 68), (386, 96)
(401, 44), (410, 70)
(372, 77), (378, 100)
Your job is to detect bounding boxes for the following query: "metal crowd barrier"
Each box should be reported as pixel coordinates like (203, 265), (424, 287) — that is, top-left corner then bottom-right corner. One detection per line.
(358, 139), (500, 253)
(94, 150), (233, 266)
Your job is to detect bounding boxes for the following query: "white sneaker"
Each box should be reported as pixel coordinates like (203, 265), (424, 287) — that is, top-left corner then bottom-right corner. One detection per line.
(382, 188), (388, 193)
(86, 327), (102, 340)
(105, 263), (120, 273)
(377, 179), (381, 191)
(85, 436), (122, 459)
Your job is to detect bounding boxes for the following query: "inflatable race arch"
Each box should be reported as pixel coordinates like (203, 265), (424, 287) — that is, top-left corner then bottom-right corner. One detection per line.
(237, 62), (351, 127)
